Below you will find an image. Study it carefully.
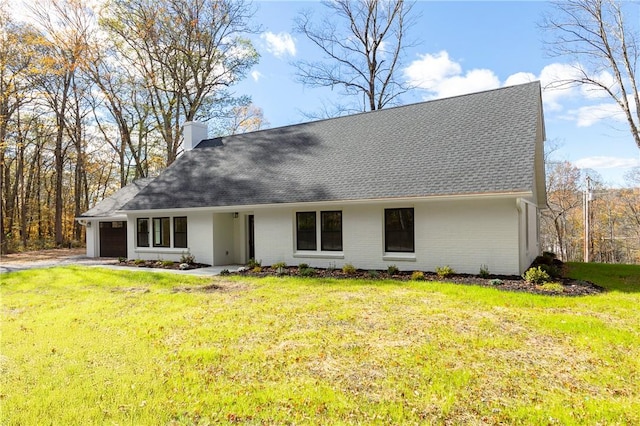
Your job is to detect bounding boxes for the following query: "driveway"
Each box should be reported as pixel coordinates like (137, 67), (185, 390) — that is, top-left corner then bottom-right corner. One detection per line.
(0, 248), (238, 276)
(0, 248), (119, 274)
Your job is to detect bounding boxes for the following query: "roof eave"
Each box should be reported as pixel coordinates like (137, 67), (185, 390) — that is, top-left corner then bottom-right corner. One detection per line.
(119, 190), (534, 215)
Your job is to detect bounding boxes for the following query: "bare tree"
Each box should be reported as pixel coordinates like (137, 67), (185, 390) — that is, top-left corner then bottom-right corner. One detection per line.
(0, 4), (40, 253)
(294, 0), (415, 114)
(28, 0), (94, 246)
(543, 0), (640, 150)
(101, 0), (259, 166)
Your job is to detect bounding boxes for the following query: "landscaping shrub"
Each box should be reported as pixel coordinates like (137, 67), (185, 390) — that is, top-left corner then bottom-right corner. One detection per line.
(436, 265), (455, 278)
(539, 263), (561, 279)
(299, 267), (316, 277)
(522, 266), (550, 284)
(367, 270), (379, 278)
(134, 259), (145, 265)
(342, 263), (357, 275)
(272, 262), (287, 270)
(387, 265), (399, 275)
(479, 264), (490, 278)
(247, 258), (261, 268)
(252, 266), (262, 273)
(411, 271), (425, 281)
(298, 263), (309, 269)
(180, 251), (196, 264)
(489, 279), (503, 286)
(161, 260), (174, 267)
(219, 269), (230, 276)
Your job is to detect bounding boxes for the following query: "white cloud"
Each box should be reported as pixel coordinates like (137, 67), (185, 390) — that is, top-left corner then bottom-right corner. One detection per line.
(569, 103), (627, 127)
(575, 156), (640, 169)
(404, 51), (499, 99)
(251, 70), (263, 82)
(504, 72), (537, 87)
(260, 32), (296, 58)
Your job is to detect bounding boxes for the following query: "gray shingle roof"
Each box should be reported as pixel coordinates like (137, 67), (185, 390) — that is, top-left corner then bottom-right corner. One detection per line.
(122, 82), (544, 211)
(80, 178), (154, 217)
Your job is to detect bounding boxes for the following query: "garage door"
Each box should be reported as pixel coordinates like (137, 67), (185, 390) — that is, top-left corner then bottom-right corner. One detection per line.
(99, 221), (127, 258)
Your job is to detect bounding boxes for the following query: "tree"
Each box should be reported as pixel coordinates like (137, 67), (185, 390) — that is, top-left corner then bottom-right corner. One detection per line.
(223, 103), (268, 135)
(101, 0), (259, 166)
(0, 4), (41, 253)
(541, 160), (584, 260)
(294, 0), (415, 114)
(543, 0), (640, 150)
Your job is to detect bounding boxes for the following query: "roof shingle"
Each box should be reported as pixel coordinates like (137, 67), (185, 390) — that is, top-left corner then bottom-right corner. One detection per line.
(122, 82), (544, 211)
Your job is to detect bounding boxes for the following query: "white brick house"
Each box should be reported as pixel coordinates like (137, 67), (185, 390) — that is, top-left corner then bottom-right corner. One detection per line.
(79, 82), (546, 275)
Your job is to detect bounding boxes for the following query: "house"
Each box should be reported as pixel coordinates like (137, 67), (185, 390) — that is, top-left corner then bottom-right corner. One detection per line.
(79, 82), (546, 275)
(77, 178), (154, 258)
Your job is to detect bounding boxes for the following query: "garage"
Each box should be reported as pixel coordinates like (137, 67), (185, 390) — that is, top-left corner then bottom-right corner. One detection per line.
(99, 221), (127, 258)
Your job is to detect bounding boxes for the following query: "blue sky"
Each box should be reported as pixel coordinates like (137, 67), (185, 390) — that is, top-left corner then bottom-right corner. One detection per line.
(237, 1), (640, 187)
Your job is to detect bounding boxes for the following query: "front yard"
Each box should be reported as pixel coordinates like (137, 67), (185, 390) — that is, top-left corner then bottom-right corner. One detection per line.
(1, 263), (639, 424)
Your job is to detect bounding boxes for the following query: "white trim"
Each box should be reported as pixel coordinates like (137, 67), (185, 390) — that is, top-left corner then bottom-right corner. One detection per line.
(293, 251), (344, 259)
(382, 253), (416, 262)
(134, 248), (190, 256)
(118, 191), (533, 215)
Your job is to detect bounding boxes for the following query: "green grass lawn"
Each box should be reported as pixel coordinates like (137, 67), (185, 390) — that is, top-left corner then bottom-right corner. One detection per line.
(1, 263), (639, 425)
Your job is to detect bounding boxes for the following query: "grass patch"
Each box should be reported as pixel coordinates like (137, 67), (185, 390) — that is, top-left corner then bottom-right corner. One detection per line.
(1, 265), (639, 424)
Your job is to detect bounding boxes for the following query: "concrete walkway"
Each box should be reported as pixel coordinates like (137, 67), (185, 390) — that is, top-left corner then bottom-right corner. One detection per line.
(0, 254), (242, 276)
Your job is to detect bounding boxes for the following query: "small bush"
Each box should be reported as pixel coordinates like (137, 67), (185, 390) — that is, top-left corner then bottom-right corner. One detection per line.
(436, 265), (455, 278)
(298, 263), (309, 269)
(539, 263), (561, 279)
(299, 267), (316, 277)
(387, 265), (399, 275)
(247, 258), (261, 268)
(342, 263), (357, 275)
(161, 260), (174, 267)
(272, 262), (287, 270)
(219, 269), (230, 276)
(367, 270), (379, 278)
(537, 282), (564, 293)
(534, 255), (554, 266)
(180, 251), (196, 264)
(411, 271), (425, 281)
(522, 266), (550, 284)
(479, 264), (490, 278)
(134, 259), (145, 265)
(118, 257), (126, 263)
(489, 279), (503, 286)
(542, 251), (557, 259)
(251, 266), (262, 273)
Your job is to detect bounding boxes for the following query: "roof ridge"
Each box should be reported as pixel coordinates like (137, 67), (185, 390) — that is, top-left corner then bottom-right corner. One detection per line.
(199, 81), (541, 143)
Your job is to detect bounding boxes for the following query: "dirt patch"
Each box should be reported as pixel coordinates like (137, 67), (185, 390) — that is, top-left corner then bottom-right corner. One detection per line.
(172, 281), (250, 293)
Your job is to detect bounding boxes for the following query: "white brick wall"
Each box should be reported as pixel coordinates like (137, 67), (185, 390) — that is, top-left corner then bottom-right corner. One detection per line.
(253, 198), (523, 275)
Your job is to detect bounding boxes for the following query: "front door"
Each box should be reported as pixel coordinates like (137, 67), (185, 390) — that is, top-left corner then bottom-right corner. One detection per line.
(248, 215), (255, 260)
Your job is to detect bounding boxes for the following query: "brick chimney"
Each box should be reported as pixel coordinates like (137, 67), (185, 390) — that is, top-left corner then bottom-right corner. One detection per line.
(183, 121), (208, 151)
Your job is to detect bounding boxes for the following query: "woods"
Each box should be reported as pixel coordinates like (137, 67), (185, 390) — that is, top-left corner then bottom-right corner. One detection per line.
(541, 160), (640, 263)
(0, 0), (259, 254)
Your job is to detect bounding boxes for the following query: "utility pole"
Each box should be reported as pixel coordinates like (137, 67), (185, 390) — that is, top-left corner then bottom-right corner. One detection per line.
(583, 176), (592, 262)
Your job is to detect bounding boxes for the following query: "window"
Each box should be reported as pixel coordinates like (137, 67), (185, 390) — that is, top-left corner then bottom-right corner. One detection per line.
(174, 217), (187, 248)
(296, 212), (317, 250)
(137, 218), (149, 247)
(385, 208), (414, 253)
(321, 211), (342, 251)
(153, 217), (170, 247)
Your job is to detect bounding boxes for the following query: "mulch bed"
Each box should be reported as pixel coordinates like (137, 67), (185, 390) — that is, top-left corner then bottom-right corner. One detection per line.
(119, 259), (211, 270)
(119, 259), (604, 296)
(235, 267), (605, 296)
